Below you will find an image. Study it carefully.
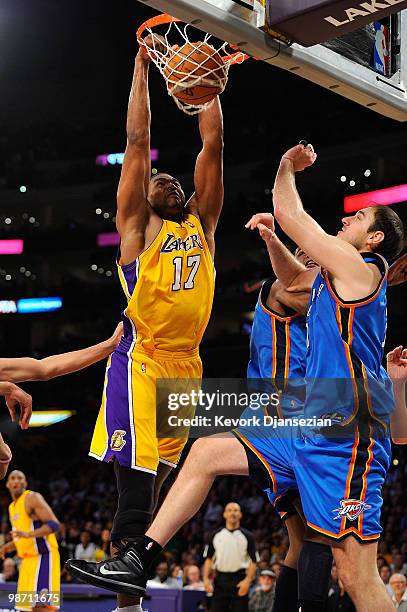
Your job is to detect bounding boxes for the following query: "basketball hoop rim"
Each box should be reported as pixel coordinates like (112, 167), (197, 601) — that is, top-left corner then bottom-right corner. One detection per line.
(136, 13), (249, 65)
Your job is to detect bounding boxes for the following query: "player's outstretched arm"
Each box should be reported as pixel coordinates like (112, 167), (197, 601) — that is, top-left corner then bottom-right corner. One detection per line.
(388, 345), (407, 444)
(116, 42), (161, 264)
(273, 144), (372, 289)
(13, 492), (60, 539)
(0, 323), (123, 384)
(187, 97), (224, 257)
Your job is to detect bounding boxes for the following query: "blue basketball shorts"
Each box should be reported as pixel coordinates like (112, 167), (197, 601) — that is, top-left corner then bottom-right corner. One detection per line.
(235, 415), (391, 542)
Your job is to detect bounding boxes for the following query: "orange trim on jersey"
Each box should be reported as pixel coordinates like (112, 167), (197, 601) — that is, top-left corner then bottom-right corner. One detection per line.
(358, 429), (374, 534)
(341, 430), (360, 532)
(307, 520), (380, 541)
(235, 431), (277, 493)
(324, 266), (387, 309)
(271, 317), (277, 379)
(284, 322), (291, 379)
(348, 308), (355, 346)
(334, 303), (358, 425)
(341, 342), (360, 425)
(361, 363), (388, 431)
(259, 299), (302, 322)
(335, 303), (342, 335)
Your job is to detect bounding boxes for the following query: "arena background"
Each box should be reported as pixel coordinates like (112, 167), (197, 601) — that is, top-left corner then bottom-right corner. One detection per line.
(0, 0), (407, 600)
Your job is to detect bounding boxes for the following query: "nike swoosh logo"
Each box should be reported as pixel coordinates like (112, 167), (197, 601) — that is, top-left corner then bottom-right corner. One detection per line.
(100, 565), (132, 576)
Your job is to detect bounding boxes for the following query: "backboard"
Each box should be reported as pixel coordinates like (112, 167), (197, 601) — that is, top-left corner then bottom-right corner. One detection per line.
(136, 0), (407, 121)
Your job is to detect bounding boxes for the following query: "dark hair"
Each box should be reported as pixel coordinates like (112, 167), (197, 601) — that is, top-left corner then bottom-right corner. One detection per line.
(368, 205), (405, 263)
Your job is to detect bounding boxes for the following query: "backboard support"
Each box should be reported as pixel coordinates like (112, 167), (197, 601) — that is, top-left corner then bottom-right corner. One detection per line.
(136, 0), (407, 121)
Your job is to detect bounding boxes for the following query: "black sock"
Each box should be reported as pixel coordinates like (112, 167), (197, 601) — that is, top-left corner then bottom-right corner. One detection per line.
(298, 541), (333, 612)
(272, 564), (298, 612)
(131, 535), (163, 569)
(299, 602), (326, 612)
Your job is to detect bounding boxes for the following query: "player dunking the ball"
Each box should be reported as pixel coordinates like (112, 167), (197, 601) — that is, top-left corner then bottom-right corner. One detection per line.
(66, 143), (404, 612)
(66, 36), (224, 611)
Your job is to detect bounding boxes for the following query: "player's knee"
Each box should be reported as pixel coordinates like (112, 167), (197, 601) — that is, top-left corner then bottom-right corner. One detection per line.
(111, 462), (155, 540)
(187, 438), (214, 471)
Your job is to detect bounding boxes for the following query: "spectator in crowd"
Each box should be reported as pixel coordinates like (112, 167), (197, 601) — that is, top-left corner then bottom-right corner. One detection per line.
(391, 552), (407, 576)
(249, 569), (276, 612)
(380, 564), (394, 597)
(149, 561), (181, 589)
(390, 574), (407, 610)
(203, 493), (224, 531)
(271, 562), (281, 579)
(378, 555), (388, 570)
(95, 528), (110, 562)
(184, 565), (205, 590)
(0, 558), (18, 583)
(74, 531), (96, 561)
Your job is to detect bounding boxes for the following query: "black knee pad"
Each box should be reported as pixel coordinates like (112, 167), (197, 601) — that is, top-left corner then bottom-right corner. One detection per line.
(298, 540), (333, 605)
(110, 460), (155, 541)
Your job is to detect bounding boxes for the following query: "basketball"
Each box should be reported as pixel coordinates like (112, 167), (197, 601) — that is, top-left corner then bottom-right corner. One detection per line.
(164, 41), (226, 105)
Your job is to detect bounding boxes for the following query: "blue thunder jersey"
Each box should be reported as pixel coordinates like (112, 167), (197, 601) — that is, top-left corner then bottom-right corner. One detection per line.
(305, 252), (394, 427)
(248, 279), (307, 416)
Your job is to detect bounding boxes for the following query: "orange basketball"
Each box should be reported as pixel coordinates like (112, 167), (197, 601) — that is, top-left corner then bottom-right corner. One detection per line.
(164, 42), (226, 105)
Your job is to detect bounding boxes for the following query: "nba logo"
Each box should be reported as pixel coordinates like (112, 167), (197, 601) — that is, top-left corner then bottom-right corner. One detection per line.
(373, 20), (390, 77)
(141, 362), (146, 373)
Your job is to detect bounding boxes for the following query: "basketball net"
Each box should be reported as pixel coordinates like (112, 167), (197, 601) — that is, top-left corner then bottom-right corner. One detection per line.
(137, 14), (248, 115)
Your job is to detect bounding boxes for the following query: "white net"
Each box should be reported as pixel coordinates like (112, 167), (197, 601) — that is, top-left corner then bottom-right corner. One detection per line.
(137, 15), (247, 115)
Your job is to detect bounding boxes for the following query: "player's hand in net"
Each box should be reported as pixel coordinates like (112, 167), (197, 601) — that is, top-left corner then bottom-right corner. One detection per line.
(139, 33), (167, 61)
(282, 142), (317, 171)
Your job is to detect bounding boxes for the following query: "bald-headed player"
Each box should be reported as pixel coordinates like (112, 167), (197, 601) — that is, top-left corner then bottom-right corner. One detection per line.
(66, 34), (224, 612)
(0, 471), (60, 612)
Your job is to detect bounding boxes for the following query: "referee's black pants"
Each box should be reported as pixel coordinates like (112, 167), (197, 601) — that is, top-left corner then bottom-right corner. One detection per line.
(211, 570), (249, 612)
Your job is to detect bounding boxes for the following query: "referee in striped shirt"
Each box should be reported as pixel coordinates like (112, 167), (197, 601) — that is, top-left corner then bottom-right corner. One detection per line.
(203, 502), (258, 611)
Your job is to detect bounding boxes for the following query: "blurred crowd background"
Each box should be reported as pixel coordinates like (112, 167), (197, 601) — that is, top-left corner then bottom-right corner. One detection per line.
(1, 0), (407, 610)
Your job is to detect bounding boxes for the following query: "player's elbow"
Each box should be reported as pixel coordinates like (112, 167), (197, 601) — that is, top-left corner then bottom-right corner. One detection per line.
(204, 134), (224, 156)
(36, 361), (54, 382)
(392, 437), (407, 445)
(273, 203), (292, 226)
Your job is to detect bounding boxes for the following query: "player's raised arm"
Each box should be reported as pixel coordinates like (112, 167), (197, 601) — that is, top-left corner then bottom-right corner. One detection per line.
(187, 96), (224, 256)
(272, 144), (376, 292)
(0, 323), (123, 384)
(116, 42), (159, 264)
(245, 213), (316, 289)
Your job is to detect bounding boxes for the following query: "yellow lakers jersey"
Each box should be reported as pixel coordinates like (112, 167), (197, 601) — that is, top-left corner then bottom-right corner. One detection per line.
(117, 213), (215, 353)
(9, 490), (58, 558)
